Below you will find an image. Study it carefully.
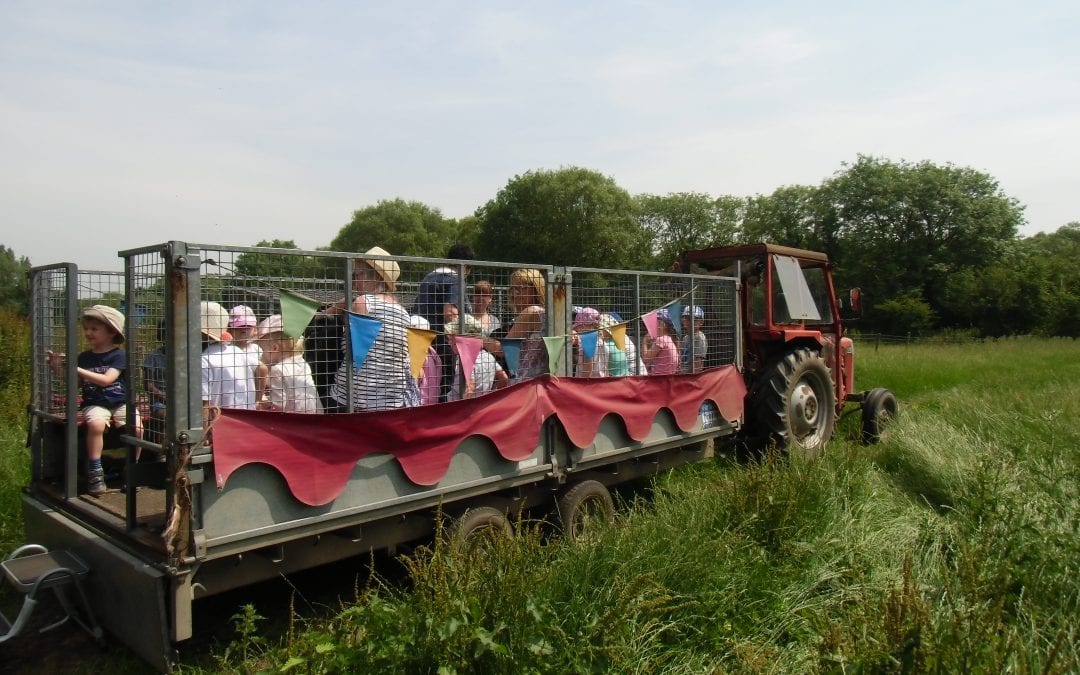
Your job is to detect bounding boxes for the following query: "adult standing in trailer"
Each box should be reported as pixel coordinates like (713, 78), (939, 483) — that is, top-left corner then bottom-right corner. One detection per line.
(327, 246), (411, 412)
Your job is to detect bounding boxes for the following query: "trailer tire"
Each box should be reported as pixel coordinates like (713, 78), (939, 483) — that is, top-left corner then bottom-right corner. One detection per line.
(753, 348), (835, 458)
(557, 480), (614, 541)
(861, 388), (899, 444)
(447, 506), (512, 555)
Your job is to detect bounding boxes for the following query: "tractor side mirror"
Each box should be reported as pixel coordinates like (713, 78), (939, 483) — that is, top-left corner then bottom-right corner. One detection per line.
(848, 288), (862, 314)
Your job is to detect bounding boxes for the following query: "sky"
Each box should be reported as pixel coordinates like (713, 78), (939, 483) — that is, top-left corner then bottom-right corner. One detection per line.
(2, 1), (1077, 271)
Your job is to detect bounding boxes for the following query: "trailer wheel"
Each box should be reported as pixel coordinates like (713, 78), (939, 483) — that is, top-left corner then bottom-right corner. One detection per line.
(753, 348), (835, 458)
(557, 480), (614, 541)
(861, 387), (899, 444)
(447, 506), (512, 554)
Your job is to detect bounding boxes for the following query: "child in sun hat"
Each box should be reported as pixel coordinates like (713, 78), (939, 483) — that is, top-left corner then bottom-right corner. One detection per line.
(200, 301), (259, 410)
(255, 314), (321, 413)
(571, 307), (604, 377)
(642, 307), (679, 376)
(46, 304), (143, 495)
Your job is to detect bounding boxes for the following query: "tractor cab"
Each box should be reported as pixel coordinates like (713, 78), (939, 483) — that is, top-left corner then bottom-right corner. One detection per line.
(682, 243), (860, 455)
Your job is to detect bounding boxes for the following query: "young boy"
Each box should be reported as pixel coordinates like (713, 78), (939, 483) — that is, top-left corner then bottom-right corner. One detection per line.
(256, 315), (322, 413)
(47, 304), (141, 495)
(680, 305), (708, 374)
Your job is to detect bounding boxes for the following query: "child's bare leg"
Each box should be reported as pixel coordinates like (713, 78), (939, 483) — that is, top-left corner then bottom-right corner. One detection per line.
(86, 419), (106, 461)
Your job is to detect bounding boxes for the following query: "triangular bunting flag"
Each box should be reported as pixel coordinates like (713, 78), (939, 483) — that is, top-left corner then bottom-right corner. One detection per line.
(279, 289), (321, 338)
(608, 322), (627, 352)
(501, 339), (522, 378)
(346, 312), (383, 368)
(407, 327), (436, 378)
(579, 330), (599, 360)
(451, 335), (485, 389)
(543, 336), (566, 374)
(669, 300), (684, 337)
(642, 310), (659, 340)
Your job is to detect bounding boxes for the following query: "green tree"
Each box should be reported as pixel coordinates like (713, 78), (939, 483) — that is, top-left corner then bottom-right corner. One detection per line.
(1018, 222), (1080, 336)
(0, 245), (31, 316)
(329, 199), (456, 258)
(820, 156), (1023, 330)
(475, 167), (652, 269)
(638, 192), (743, 267)
(235, 239), (305, 278)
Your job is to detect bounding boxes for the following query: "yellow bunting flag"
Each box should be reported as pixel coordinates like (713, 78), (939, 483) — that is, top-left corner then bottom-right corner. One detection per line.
(608, 322), (627, 352)
(407, 327), (436, 378)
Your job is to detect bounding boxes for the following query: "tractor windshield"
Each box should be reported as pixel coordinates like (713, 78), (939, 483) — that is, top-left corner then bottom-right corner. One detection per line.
(772, 256), (832, 325)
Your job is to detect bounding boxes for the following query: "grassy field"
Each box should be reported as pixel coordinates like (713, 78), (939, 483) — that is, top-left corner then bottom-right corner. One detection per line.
(2, 336), (1078, 672)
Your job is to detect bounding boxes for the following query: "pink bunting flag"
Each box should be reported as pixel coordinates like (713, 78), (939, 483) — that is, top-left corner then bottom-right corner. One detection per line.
(451, 335), (485, 388)
(642, 310), (659, 340)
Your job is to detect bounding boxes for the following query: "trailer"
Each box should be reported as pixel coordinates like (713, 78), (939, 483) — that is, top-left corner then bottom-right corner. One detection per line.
(20, 242), (747, 670)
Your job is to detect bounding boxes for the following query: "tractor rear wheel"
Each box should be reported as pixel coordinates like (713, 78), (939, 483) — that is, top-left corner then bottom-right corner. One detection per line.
(753, 348), (835, 458)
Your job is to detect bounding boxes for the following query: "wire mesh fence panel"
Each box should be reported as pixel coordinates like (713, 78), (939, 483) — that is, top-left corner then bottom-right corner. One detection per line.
(567, 268), (739, 377)
(30, 267), (128, 419)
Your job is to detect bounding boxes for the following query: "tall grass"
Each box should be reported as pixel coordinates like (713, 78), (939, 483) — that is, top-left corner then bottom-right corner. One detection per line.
(211, 337), (1079, 673)
(0, 309), (30, 553)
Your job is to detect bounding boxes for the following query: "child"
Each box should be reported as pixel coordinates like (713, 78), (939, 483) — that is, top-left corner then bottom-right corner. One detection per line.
(572, 307), (605, 377)
(201, 301), (259, 410)
(643, 308), (679, 375)
(47, 305), (141, 495)
(680, 305), (708, 373)
(256, 315), (322, 413)
(445, 313), (508, 400)
(229, 304), (265, 396)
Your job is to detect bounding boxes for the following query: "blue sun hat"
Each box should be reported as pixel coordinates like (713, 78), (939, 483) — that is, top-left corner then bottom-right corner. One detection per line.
(656, 307), (674, 325)
(682, 305), (705, 320)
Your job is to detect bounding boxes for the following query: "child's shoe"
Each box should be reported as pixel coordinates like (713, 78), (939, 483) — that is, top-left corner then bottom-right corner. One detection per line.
(87, 467), (106, 496)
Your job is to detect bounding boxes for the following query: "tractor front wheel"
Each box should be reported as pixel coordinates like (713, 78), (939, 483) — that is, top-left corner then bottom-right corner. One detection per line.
(753, 348), (836, 458)
(861, 387), (899, 444)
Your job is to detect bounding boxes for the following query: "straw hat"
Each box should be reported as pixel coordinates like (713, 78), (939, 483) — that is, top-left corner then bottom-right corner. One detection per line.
(82, 305), (125, 343)
(200, 301), (230, 341)
(360, 246), (400, 291)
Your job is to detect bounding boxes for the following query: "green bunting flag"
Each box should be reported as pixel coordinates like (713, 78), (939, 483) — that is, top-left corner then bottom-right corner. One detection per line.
(279, 289), (321, 338)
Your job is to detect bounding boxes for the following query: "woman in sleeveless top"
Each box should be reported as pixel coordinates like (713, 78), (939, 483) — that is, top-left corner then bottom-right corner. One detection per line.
(488, 268), (547, 382)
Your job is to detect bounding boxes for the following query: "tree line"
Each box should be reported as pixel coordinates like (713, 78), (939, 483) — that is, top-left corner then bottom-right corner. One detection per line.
(2, 155), (1077, 336)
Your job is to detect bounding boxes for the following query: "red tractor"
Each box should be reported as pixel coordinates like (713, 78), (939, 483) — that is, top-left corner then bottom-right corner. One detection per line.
(682, 243), (898, 456)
